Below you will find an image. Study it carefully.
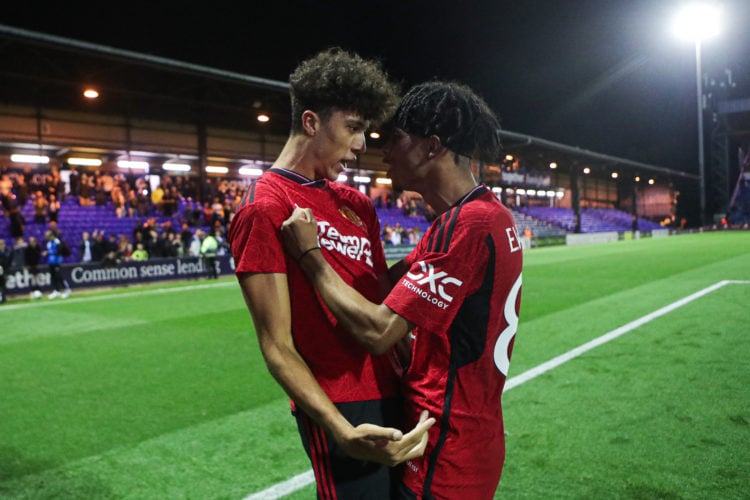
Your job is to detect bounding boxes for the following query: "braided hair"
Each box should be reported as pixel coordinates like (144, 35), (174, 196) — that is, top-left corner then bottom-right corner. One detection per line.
(393, 81), (502, 163)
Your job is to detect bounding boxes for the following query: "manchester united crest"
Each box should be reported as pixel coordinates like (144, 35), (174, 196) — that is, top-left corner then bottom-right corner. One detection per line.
(339, 205), (363, 226)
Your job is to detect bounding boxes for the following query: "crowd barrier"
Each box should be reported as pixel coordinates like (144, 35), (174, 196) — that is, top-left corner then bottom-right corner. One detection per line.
(5, 246), (421, 296)
(5, 256), (235, 296)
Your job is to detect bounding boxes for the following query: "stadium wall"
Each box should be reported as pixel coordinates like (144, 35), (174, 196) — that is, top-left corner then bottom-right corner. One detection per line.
(4, 256), (235, 296)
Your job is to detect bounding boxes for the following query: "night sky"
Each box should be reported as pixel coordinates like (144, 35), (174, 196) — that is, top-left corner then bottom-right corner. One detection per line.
(2, 0), (749, 174)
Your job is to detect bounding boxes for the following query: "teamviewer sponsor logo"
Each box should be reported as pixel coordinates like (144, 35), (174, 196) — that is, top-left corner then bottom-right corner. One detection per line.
(401, 261), (463, 310)
(317, 220), (374, 267)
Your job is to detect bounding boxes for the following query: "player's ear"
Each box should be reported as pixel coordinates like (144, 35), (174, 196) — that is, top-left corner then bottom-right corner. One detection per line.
(301, 110), (320, 137)
(426, 134), (445, 159)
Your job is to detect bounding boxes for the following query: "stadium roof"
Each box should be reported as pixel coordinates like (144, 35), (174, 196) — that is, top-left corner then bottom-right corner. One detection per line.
(0, 23), (702, 183)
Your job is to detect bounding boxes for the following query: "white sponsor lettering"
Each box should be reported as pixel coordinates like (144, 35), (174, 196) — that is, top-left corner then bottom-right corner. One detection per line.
(316, 220), (374, 267)
(506, 226), (523, 253)
(401, 261), (463, 309)
(405, 261), (463, 302)
(5, 269), (51, 289)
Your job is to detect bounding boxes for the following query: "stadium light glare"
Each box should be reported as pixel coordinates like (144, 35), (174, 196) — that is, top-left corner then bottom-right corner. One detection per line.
(672, 3), (720, 41)
(162, 163), (191, 172)
(11, 154), (49, 164)
(205, 165), (229, 174)
(117, 160), (149, 170)
(238, 167), (263, 176)
(68, 157), (102, 166)
(672, 2), (721, 226)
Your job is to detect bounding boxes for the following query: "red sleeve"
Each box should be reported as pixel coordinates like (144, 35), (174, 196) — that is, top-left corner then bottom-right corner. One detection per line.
(384, 219), (487, 332)
(229, 198), (290, 275)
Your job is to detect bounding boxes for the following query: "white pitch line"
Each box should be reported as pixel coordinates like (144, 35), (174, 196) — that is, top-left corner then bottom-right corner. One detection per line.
(0, 281), (234, 311)
(243, 470), (315, 500)
(245, 279), (748, 499)
(504, 279), (746, 390)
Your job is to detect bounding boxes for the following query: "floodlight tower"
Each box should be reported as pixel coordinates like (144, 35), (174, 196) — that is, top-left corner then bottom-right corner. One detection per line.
(672, 3), (720, 226)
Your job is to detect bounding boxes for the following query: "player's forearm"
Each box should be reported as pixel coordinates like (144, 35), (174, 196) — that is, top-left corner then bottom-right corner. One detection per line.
(260, 340), (353, 438)
(299, 251), (403, 355)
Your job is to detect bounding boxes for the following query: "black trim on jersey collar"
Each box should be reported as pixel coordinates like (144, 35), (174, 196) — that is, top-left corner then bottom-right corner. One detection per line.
(268, 168), (327, 188)
(452, 184), (489, 208)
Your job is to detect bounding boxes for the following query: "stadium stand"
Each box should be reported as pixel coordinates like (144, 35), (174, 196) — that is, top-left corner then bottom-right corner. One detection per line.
(516, 206), (662, 233)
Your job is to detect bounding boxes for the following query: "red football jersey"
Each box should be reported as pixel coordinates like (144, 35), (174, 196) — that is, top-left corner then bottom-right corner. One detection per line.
(383, 186), (524, 499)
(229, 168), (398, 403)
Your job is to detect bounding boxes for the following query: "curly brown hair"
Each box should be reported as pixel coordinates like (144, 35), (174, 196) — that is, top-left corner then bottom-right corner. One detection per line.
(289, 47), (400, 133)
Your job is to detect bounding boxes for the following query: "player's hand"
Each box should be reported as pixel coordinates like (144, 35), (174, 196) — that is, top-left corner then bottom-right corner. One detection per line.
(337, 410), (436, 466)
(280, 207), (319, 261)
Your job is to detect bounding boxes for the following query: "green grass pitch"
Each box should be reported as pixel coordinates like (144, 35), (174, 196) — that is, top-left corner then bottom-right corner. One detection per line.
(1, 231), (748, 499)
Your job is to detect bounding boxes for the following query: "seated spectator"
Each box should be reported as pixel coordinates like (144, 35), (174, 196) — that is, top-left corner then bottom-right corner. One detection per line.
(117, 234), (132, 261)
(160, 186), (179, 216)
(151, 183), (165, 212)
(32, 191), (48, 224)
(78, 173), (94, 206)
(9, 205), (25, 239)
(202, 201), (214, 226)
(47, 194), (60, 224)
(101, 233), (120, 267)
(68, 166), (80, 198)
(111, 185), (126, 218)
(210, 196), (225, 226)
(14, 174), (29, 207)
(131, 242), (149, 261)
(125, 188), (138, 218)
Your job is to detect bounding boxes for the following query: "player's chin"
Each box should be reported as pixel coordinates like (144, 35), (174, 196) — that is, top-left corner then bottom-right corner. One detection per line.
(327, 171), (340, 182)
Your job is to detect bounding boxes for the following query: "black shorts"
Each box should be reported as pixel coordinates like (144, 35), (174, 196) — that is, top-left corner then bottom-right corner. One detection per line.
(294, 397), (402, 499)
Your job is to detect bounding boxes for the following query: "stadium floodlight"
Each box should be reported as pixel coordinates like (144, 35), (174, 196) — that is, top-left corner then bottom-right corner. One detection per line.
(162, 163), (191, 172)
(11, 154), (49, 164)
(238, 167), (263, 176)
(68, 157), (102, 167)
(672, 2), (721, 226)
(117, 160), (149, 170)
(205, 165), (229, 174)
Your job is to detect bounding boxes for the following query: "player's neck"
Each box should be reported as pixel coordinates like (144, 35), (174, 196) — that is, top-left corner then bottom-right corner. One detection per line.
(421, 162), (478, 215)
(272, 136), (318, 180)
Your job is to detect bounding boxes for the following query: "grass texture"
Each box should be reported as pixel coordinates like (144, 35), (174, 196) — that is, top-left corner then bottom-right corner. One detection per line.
(1, 231), (748, 499)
